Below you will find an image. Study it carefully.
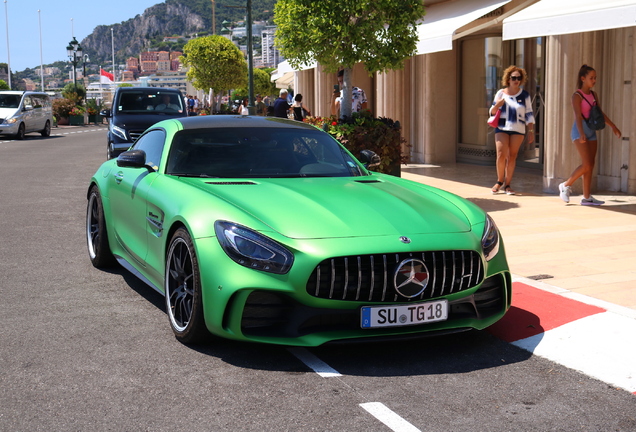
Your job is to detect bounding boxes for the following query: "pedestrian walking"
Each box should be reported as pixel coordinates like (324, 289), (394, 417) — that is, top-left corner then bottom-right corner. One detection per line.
(236, 97), (249, 115)
(274, 89), (291, 118)
(489, 65), (535, 195)
(291, 94), (311, 121)
(558, 65), (621, 205)
(255, 94), (266, 116)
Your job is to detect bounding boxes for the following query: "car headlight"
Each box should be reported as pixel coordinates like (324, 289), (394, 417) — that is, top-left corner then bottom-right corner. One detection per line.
(6, 117), (18, 124)
(214, 221), (294, 274)
(481, 214), (500, 261)
(111, 125), (127, 140)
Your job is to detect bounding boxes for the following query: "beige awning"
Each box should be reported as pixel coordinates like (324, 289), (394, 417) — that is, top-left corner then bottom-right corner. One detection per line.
(503, 0), (636, 40)
(271, 60), (316, 89)
(416, 0), (511, 55)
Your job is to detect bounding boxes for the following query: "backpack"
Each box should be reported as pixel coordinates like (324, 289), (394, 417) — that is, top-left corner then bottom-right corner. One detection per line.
(578, 91), (605, 130)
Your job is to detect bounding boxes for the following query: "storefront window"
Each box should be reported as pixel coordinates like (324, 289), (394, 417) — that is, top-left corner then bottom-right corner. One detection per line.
(460, 37), (502, 147)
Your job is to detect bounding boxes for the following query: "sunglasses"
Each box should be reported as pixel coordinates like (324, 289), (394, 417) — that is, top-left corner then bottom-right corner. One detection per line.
(510, 75), (522, 81)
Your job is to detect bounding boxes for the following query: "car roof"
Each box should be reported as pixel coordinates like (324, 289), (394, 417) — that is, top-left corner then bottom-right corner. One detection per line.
(0, 91), (48, 96)
(175, 115), (320, 131)
(116, 87), (182, 93)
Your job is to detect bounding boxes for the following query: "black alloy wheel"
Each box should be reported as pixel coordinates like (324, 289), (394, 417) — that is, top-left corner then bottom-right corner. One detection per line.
(165, 228), (208, 344)
(86, 186), (116, 268)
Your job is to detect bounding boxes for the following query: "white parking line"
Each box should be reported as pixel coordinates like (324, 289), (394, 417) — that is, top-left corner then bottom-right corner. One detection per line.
(360, 403), (421, 432)
(287, 347), (341, 377)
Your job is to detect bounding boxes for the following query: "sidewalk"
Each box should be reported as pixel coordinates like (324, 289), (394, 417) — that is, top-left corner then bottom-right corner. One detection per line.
(401, 163), (636, 311)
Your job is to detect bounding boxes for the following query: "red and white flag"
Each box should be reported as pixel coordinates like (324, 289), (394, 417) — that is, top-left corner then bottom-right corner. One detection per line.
(100, 68), (114, 83)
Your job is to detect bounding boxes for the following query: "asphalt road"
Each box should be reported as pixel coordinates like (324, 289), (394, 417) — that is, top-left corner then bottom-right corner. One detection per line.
(1, 127), (634, 431)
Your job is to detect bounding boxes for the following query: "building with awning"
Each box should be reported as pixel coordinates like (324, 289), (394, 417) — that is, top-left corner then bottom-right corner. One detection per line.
(271, 60), (295, 89)
(289, 0), (635, 194)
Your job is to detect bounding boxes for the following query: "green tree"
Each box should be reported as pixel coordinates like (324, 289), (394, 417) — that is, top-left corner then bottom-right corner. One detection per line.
(62, 82), (86, 104)
(274, 0), (424, 117)
(254, 68), (278, 98)
(0, 79), (9, 90)
(181, 35), (247, 93)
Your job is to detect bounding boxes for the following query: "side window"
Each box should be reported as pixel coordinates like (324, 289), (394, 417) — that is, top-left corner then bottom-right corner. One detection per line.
(23, 96), (34, 109)
(32, 96), (43, 108)
(132, 129), (166, 171)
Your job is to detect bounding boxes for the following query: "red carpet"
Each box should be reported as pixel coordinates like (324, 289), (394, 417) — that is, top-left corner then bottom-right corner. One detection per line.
(488, 282), (606, 342)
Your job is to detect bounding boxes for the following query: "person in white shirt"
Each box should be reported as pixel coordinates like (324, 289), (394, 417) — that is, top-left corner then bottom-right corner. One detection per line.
(331, 69), (368, 116)
(155, 94), (180, 111)
(489, 66), (535, 196)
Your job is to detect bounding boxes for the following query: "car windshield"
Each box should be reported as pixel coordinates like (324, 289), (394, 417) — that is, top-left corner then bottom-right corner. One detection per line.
(116, 90), (185, 114)
(166, 127), (367, 178)
(0, 94), (21, 108)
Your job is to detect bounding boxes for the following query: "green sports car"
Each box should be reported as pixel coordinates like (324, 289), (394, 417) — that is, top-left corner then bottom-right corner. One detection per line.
(86, 115), (511, 346)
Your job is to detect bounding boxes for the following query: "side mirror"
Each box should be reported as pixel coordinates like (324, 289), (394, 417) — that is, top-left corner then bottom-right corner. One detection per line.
(359, 149), (381, 168)
(100, 109), (112, 117)
(23, 104), (33, 111)
(116, 149), (150, 170)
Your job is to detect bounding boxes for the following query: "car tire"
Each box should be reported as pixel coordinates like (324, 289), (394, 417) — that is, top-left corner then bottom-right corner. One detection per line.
(86, 186), (116, 268)
(107, 142), (115, 160)
(40, 120), (51, 137)
(165, 228), (208, 344)
(15, 123), (25, 140)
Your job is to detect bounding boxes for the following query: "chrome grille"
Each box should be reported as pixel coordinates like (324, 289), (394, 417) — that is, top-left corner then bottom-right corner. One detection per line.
(129, 130), (145, 142)
(306, 251), (483, 302)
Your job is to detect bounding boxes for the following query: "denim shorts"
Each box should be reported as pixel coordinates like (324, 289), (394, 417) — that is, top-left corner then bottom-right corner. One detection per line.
(494, 128), (524, 136)
(571, 121), (597, 142)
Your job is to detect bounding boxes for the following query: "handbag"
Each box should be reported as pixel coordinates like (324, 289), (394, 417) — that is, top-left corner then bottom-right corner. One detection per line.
(487, 109), (501, 128)
(578, 91), (605, 130)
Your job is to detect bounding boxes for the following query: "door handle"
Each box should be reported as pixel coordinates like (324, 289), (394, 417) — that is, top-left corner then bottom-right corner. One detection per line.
(114, 172), (124, 184)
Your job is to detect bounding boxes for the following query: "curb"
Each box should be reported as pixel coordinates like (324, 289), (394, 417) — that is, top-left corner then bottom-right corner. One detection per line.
(488, 276), (636, 394)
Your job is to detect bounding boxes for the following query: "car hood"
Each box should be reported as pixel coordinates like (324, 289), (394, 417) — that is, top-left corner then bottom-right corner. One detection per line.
(187, 176), (472, 239)
(0, 107), (19, 119)
(112, 112), (186, 129)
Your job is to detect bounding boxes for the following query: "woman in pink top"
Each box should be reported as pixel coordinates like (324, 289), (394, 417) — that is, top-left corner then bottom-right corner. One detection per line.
(559, 65), (621, 205)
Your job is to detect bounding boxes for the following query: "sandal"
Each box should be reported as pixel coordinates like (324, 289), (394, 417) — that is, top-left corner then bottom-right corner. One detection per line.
(491, 181), (503, 194)
(504, 185), (516, 195)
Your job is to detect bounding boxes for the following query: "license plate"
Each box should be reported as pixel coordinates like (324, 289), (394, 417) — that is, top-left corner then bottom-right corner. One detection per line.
(361, 300), (448, 329)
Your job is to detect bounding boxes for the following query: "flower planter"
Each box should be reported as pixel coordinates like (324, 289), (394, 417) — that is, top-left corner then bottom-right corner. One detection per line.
(69, 115), (84, 126)
(88, 114), (102, 123)
(57, 117), (69, 126)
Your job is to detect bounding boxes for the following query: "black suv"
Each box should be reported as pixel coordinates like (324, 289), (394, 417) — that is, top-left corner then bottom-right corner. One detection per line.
(101, 87), (187, 159)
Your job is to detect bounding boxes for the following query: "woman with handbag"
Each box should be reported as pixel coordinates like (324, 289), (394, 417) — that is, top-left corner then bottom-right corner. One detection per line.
(291, 94), (311, 121)
(488, 66), (535, 195)
(558, 65), (622, 205)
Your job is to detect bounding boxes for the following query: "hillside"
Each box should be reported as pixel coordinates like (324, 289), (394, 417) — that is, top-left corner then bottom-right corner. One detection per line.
(80, 0), (276, 66)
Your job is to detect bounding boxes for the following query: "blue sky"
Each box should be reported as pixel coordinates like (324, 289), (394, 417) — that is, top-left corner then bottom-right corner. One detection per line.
(1, 0), (162, 72)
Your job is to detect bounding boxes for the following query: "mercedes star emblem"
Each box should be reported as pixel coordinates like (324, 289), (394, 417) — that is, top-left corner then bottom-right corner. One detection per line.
(393, 258), (429, 298)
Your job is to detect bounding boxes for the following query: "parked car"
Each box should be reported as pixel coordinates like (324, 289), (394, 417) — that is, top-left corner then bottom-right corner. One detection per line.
(86, 115), (511, 346)
(0, 91), (52, 139)
(100, 87), (187, 159)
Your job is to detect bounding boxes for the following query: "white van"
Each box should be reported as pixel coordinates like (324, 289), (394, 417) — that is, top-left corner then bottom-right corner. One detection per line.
(0, 91), (53, 139)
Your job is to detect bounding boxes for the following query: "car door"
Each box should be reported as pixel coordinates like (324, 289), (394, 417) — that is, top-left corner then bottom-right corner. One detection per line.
(107, 129), (167, 266)
(22, 95), (36, 132)
(31, 95), (45, 131)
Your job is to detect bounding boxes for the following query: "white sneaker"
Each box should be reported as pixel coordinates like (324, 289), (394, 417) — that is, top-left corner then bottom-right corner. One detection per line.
(581, 196), (604, 206)
(558, 182), (571, 203)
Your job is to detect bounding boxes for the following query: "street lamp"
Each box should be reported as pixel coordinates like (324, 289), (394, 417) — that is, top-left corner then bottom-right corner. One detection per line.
(83, 54), (90, 86)
(222, 1), (254, 114)
(66, 37), (83, 90)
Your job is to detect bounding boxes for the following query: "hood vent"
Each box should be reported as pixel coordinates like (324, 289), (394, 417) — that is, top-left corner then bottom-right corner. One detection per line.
(354, 179), (381, 183)
(205, 181), (257, 185)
